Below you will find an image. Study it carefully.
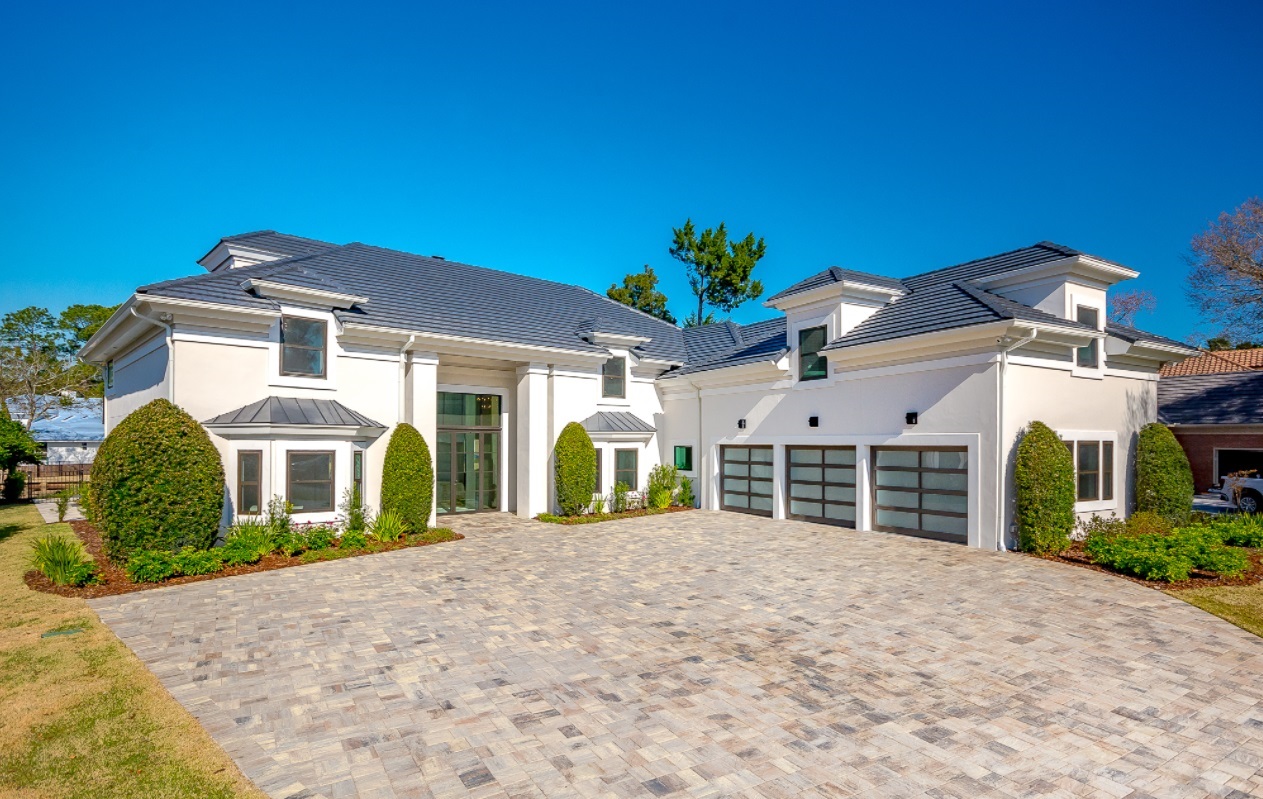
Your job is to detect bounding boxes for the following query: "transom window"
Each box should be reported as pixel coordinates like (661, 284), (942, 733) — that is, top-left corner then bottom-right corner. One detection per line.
(798, 326), (827, 381)
(602, 357), (626, 398)
(288, 451), (334, 512)
(1075, 306), (1100, 368)
(280, 316), (327, 377)
(614, 448), (638, 490)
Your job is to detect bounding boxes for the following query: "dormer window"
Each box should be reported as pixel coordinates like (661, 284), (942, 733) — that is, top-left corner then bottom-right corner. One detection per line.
(798, 326), (828, 381)
(1075, 306), (1099, 368)
(280, 316), (327, 377)
(602, 357), (626, 398)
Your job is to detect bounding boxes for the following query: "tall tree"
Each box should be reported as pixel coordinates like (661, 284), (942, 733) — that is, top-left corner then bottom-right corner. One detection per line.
(607, 266), (676, 324)
(59, 303), (119, 349)
(1108, 289), (1156, 326)
(1187, 197), (1263, 339)
(669, 219), (766, 327)
(0, 306), (101, 429)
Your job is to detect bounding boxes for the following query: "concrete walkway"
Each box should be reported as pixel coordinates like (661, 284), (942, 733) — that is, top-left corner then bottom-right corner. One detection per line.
(91, 512), (1263, 798)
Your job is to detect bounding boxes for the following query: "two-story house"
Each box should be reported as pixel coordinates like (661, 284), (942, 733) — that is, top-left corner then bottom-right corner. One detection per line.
(80, 231), (1194, 549)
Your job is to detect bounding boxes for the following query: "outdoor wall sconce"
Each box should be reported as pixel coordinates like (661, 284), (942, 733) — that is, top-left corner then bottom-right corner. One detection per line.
(737, 419), (747, 429)
(906, 412), (919, 425)
(808, 416), (819, 428)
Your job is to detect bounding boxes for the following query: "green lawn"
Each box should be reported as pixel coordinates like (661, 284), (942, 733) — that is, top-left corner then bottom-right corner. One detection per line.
(1172, 584), (1263, 639)
(0, 503), (262, 799)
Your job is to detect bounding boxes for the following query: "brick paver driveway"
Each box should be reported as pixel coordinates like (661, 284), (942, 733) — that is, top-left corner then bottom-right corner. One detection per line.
(92, 512), (1263, 798)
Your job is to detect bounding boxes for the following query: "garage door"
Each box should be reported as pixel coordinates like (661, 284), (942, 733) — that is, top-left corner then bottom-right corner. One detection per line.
(1217, 449), (1263, 483)
(721, 446), (774, 516)
(787, 446), (857, 526)
(873, 447), (968, 542)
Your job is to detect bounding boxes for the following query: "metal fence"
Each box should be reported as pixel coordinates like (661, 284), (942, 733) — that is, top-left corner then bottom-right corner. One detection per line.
(1, 464), (91, 500)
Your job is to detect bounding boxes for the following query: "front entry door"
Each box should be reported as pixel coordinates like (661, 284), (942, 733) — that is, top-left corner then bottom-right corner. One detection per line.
(437, 430), (501, 514)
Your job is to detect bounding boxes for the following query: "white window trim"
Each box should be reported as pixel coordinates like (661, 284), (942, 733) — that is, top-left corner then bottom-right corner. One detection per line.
(671, 440), (698, 476)
(269, 308), (339, 391)
(788, 311), (835, 386)
(1059, 429), (1118, 513)
(1068, 293), (1105, 380)
(597, 349), (634, 408)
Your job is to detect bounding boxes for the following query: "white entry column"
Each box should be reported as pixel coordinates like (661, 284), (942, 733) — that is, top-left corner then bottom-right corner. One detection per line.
(854, 444), (874, 531)
(408, 351), (439, 527)
(515, 363), (550, 518)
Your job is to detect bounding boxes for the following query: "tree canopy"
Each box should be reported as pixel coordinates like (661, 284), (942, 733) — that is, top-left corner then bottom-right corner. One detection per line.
(670, 219), (766, 327)
(606, 266), (676, 324)
(1187, 197), (1263, 340)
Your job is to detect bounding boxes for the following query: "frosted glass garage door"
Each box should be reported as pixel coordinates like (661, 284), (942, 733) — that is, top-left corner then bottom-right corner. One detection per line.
(786, 447), (857, 526)
(873, 448), (968, 541)
(721, 446), (774, 517)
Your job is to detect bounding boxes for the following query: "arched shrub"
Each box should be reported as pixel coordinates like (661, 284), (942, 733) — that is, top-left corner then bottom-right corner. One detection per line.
(91, 398), (224, 561)
(380, 423), (433, 532)
(554, 422), (596, 516)
(1014, 421), (1076, 554)
(1135, 422), (1193, 519)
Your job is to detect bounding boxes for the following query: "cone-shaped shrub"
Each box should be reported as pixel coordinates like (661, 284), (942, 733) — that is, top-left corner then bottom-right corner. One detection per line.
(1136, 422), (1193, 519)
(1015, 421), (1076, 554)
(381, 423), (433, 532)
(91, 398), (224, 561)
(554, 422), (597, 516)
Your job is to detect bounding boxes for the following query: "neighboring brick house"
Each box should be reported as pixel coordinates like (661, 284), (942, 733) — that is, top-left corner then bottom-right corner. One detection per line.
(1159, 370), (1263, 491)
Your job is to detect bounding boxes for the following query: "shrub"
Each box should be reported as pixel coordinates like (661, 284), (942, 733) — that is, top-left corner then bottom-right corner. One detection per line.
(1135, 423), (1193, 520)
(370, 509), (405, 542)
(126, 550), (177, 583)
(303, 524), (337, 551)
(1014, 421), (1076, 555)
(590, 496), (606, 514)
(90, 399), (225, 561)
(678, 476), (695, 508)
(612, 481), (630, 513)
(173, 546), (223, 576)
(54, 487), (77, 522)
(274, 528), (308, 557)
(2, 472), (26, 503)
(554, 422), (597, 516)
(1127, 511), (1173, 538)
(221, 519), (274, 566)
(1086, 524), (1248, 582)
(381, 423), (433, 532)
(30, 534), (96, 586)
(339, 486), (371, 534)
(340, 528), (368, 551)
(1206, 513), (1263, 548)
(265, 496), (293, 538)
(646, 464), (677, 509)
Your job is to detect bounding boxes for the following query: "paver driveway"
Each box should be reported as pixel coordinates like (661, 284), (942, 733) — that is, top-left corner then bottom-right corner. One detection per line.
(91, 512), (1263, 799)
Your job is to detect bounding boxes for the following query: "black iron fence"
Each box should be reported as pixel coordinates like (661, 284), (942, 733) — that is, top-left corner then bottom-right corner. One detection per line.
(1, 464), (91, 500)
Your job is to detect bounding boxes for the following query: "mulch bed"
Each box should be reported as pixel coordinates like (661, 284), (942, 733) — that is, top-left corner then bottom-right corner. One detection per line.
(25, 520), (464, 599)
(1029, 541), (1263, 591)
(537, 506), (694, 525)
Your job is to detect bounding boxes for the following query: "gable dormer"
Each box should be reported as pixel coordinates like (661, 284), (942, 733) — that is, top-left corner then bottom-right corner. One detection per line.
(968, 245), (1138, 324)
(198, 230), (338, 272)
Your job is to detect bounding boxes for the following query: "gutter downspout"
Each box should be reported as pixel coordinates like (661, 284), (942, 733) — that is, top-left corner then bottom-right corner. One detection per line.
(397, 335), (415, 424)
(996, 328), (1037, 551)
(131, 307), (174, 402)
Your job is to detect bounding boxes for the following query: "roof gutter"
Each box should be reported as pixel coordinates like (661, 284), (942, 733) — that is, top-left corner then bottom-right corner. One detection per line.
(996, 327), (1037, 552)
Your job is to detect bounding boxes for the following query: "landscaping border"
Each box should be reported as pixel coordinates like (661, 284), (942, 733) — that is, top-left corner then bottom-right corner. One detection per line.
(536, 507), (694, 525)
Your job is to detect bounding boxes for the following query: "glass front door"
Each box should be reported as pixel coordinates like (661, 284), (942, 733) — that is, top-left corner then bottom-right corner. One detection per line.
(436, 392), (502, 515)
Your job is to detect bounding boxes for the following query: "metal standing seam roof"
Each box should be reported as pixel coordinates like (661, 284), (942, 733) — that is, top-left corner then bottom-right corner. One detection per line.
(204, 397), (385, 429)
(581, 411), (656, 434)
(1158, 372), (1263, 426)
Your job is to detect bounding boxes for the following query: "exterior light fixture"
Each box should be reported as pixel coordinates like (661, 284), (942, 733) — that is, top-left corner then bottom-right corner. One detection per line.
(906, 412), (919, 425)
(808, 416), (819, 428)
(737, 419), (747, 429)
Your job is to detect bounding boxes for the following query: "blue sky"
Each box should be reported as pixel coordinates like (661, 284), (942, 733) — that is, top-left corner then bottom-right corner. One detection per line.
(2, 1), (1260, 342)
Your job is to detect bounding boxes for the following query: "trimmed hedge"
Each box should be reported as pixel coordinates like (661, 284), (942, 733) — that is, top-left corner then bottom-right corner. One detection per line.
(1015, 421), (1076, 554)
(91, 399), (224, 562)
(554, 422), (597, 516)
(380, 423), (433, 532)
(1135, 422), (1193, 519)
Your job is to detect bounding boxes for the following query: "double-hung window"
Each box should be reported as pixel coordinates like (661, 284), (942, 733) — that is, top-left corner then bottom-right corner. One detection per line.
(798, 326), (827, 381)
(602, 357), (626, 398)
(1067, 439), (1114, 502)
(1075, 306), (1100, 368)
(281, 316), (327, 377)
(594, 448), (603, 494)
(614, 449), (638, 490)
(238, 451), (262, 515)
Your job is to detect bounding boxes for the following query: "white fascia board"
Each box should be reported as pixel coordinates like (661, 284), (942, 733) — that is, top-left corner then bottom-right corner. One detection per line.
(823, 321), (1015, 365)
(765, 280), (903, 311)
(243, 279), (368, 310)
(79, 294), (143, 362)
(204, 423), (386, 440)
(585, 430), (655, 442)
(585, 330), (652, 348)
(677, 360), (789, 390)
(341, 322), (608, 367)
(972, 255), (1138, 291)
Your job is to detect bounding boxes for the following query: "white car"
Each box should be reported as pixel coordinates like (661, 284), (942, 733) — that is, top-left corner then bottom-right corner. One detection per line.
(1211, 475), (1263, 514)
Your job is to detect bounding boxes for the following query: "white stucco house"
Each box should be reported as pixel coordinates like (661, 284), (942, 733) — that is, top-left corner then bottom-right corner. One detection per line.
(80, 231), (1195, 549)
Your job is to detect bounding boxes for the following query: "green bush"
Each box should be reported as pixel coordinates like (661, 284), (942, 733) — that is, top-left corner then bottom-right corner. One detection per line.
(1135, 423), (1193, 520)
(303, 524), (337, 551)
(1014, 421), (1076, 555)
(1085, 524), (1248, 582)
(1205, 514), (1263, 548)
(274, 527), (308, 557)
(222, 519), (275, 564)
(30, 534), (96, 586)
(340, 528), (369, 551)
(612, 481), (630, 513)
(339, 486), (371, 534)
(677, 476), (695, 508)
(265, 496), (293, 538)
(590, 495), (606, 514)
(370, 509), (405, 542)
(126, 550), (177, 583)
(54, 487), (77, 522)
(2, 472), (26, 503)
(554, 422), (597, 516)
(173, 546), (223, 576)
(90, 399), (225, 561)
(646, 464), (677, 509)
(381, 423), (433, 532)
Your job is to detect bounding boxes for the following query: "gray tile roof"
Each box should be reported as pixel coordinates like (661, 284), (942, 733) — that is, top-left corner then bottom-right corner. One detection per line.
(581, 411), (656, 434)
(211, 230), (339, 260)
(766, 266), (907, 303)
(1158, 372), (1263, 426)
(143, 238), (688, 363)
(900, 242), (1083, 290)
(204, 396), (384, 429)
(669, 317), (788, 377)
